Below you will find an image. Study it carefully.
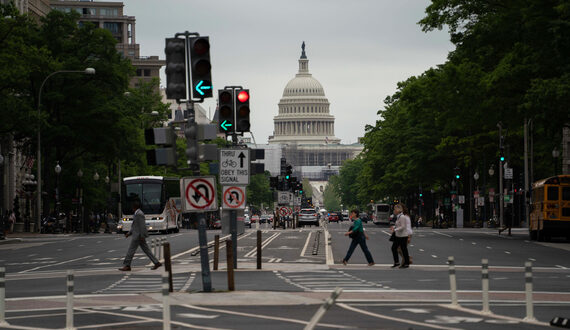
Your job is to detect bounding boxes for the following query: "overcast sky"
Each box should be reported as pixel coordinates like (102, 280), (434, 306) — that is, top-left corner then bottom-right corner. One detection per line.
(121, 0), (454, 144)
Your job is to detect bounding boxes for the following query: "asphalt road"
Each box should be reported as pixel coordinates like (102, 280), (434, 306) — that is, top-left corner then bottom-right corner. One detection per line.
(1, 223), (569, 329)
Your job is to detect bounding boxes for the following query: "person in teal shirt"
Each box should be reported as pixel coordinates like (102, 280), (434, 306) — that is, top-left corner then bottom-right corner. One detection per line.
(342, 209), (374, 266)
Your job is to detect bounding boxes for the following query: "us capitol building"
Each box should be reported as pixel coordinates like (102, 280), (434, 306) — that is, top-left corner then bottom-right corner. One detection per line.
(249, 43), (363, 181)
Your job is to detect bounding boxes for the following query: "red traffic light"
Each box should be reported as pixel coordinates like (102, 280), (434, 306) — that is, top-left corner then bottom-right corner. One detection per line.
(237, 90), (249, 103)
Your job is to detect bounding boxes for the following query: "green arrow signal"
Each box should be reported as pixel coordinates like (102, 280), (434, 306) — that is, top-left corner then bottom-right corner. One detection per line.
(220, 120), (233, 131)
(195, 80), (212, 96)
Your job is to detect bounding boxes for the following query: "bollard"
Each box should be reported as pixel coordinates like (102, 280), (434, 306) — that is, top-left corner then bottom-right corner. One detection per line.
(0, 267), (6, 326)
(163, 242), (173, 292)
(448, 256), (458, 306)
(523, 261), (536, 322)
(257, 230), (262, 270)
(304, 287), (343, 330)
(162, 271), (171, 330)
(66, 270), (74, 330)
(481, 259), (490, 314)
(226, 240), (235, 291)
(213, 235), (220, 271)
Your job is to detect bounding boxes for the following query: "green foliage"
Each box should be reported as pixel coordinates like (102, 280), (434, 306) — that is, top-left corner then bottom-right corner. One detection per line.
(301, 178), (313, 198)
(247, 171), (274, 209)
(323, 179), (341, 211)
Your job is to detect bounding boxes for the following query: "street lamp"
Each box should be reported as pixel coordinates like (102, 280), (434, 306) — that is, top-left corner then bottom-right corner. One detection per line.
(55, 161), (61, 216)
(37, 68), (95, 232)
(552, 147), (560, 176)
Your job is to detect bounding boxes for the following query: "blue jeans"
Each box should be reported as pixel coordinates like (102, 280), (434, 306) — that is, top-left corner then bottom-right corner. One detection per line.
(343, 234), (374, 264)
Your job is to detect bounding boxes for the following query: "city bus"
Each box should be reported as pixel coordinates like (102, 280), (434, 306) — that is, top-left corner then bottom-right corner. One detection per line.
(529, 175), (570, 241)
(117, 176), (182, 234)
(372, 203), (391, 225)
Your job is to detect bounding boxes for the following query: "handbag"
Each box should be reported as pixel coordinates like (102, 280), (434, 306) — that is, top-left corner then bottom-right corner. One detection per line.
(348, 225), (359, 239)
(389, 232), (395, 241)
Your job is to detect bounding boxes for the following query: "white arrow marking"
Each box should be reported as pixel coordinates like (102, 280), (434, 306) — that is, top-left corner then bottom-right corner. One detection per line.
(395, 308), (430, 314)
(178, 313), (219, 319)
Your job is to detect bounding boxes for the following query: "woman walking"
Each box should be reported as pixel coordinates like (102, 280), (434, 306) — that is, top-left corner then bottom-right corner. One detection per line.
(391, 203), (411, 268)
(342, 209), (375, 266)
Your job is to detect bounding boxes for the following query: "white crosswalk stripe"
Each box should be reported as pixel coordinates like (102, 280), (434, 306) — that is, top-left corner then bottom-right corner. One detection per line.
(274, 269), (390, 292)
(94, 273), (196, 294)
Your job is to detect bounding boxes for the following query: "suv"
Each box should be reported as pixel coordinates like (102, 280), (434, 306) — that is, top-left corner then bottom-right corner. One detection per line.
(299, 208), (319, 227)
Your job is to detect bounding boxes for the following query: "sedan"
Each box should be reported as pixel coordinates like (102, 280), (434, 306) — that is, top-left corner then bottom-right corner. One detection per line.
(328, 213), (339, 222)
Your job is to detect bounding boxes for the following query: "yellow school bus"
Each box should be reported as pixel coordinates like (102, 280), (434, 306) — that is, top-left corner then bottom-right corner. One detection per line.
(529, 175), (570, 241)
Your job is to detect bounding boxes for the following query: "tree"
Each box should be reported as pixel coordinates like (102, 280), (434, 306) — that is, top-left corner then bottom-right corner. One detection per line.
(247, 171), (273, 210)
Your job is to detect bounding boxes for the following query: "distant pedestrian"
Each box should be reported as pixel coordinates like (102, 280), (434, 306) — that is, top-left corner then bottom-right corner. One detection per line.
(341, 209), (374, 266)
(119, 199), (162, 271)
(391, 203), (411, 268)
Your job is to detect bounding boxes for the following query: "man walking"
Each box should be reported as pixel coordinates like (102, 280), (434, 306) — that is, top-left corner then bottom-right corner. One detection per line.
(119, 199), (162, 271)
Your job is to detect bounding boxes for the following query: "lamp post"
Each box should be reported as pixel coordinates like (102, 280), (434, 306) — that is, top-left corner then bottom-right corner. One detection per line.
(553, 147), (560, 176)
(77, 169), (83, 232)
(489, 165), (495, 227)
(473, 172), (479, 226)
(37, 68), (95, 232)
(55, 161), (61, 217)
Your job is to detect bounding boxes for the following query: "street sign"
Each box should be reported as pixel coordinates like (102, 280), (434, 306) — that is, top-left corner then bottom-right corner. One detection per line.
(278, 206), (292, 217)
(458, 195), (465, 204)
(222, 186), (246, 209)
(278, 191), (290, 205)
(505, 167), (513, 179)
(478, 197), (485, 206)
(219, 149), (250, 185)
(180, 176), (218, 212)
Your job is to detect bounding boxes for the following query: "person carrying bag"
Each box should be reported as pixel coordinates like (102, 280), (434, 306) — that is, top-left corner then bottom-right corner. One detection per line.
(390, 203), (411, 268)
(341, 209), (375, 266)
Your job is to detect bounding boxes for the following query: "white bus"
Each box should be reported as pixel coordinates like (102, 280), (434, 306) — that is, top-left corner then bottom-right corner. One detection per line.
(372, 203), (391, 225)
(118, 176), (182, 234)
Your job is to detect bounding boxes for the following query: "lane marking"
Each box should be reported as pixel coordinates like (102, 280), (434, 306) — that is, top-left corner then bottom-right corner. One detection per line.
(244, 232), (280, 258)
(431, 255), (438, 258)
(338, 303), (460, 330)
(504, 251), (511, 255)
(181, 304), (350, 328)
(486, 246), (492, 250)
(556, 265), (567, 269)
(19, 255), (93, 273)
(300, 231), (312, 257)
(433, 232), (453, 238)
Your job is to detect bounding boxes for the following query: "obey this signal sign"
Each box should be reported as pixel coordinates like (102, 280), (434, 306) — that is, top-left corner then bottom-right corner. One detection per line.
(180, 176), (218, 212)
(222, 186), (246, 209)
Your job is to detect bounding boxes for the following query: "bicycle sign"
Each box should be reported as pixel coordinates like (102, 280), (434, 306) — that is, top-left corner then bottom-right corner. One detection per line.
(219, 149), (250, 185)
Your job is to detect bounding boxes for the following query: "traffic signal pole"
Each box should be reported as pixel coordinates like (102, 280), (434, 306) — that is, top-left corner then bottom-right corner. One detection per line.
(498, 123), (504, 229)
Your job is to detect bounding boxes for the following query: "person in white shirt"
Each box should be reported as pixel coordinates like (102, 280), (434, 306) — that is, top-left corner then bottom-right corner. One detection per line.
(390, 203), (411, 268)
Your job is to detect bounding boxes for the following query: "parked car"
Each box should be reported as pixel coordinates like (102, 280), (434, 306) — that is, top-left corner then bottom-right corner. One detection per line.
(251, 215), (260, 223)
(299, 208), (319, 227)
(260, 215), (271, 223)
(328, 212), (339, 222)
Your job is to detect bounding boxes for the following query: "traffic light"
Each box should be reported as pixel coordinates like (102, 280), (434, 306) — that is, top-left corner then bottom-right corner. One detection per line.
(218, 89), (234, 133)
(185, 122), (198, 164)
(285, 164), (293, 180)
(454, 167), (461, 180)
(280, 158), (287, 176)
(189, 36), (212, 99)
(164, 38), (186, 100)
(500, 150), (505, 162)
(144, 127), (177, 166)
(235, 89), (250, 132)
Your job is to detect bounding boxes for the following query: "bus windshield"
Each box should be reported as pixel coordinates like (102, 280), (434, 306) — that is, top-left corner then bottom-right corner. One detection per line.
(123, 182), (163, 215)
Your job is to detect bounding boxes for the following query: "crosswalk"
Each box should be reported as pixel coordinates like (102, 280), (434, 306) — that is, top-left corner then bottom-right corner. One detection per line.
(94, 272), (196, 294)
(274, 269), (390, 292)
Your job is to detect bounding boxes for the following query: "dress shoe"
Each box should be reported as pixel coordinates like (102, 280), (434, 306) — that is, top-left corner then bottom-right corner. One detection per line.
(399, 264), (409, 269)
(368, 262), (375, 266)
(341, 259), (347, 265)
(118, 266), (131, 271)
(390, 263), (400, 268)
(151, 262), (162, 270)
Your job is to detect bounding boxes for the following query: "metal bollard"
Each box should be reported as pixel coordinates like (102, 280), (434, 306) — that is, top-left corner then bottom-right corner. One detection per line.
(481, 259), (490, 314)
(163, 242), (173, 293)
(226, 240), (235, 291)
(66, 270), (74, 330)
(162, 271), (171, 330)
(523, 261), (536, 322)
(213, 235), (220, 271)
(257, 230), (262, 270)
(304, 287), (343, 330)
(0, 267), (6, 326)
(448, 256), (458, 306)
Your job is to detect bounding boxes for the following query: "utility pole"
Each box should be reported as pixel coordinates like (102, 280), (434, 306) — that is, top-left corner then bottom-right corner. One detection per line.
(498, 123), (504, 229)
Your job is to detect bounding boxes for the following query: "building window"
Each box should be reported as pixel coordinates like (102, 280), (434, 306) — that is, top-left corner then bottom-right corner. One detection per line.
(136, 69), (142, 76)
(103, 22), (120, 34)
(82, 7), (96, 15)
(144, 69), (151, 77)
(100, 8), (118, 16)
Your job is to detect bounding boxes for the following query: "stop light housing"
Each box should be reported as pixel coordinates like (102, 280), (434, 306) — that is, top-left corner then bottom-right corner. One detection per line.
(185, 122), (198, 164)
(285, 164), (293, 180)
(164, 38), (187, 100)
(454, 167), (461, 180)
(189, 36), (212, 99)
(218, 89), (234, 133)
(235, 89), (250, 132)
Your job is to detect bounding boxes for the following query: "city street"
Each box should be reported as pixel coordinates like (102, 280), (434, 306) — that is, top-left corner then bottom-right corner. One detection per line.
(1, 223), (569, 329)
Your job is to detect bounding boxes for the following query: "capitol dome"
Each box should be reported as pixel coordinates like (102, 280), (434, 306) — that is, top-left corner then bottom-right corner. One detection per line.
(269, 42), (340, 145)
